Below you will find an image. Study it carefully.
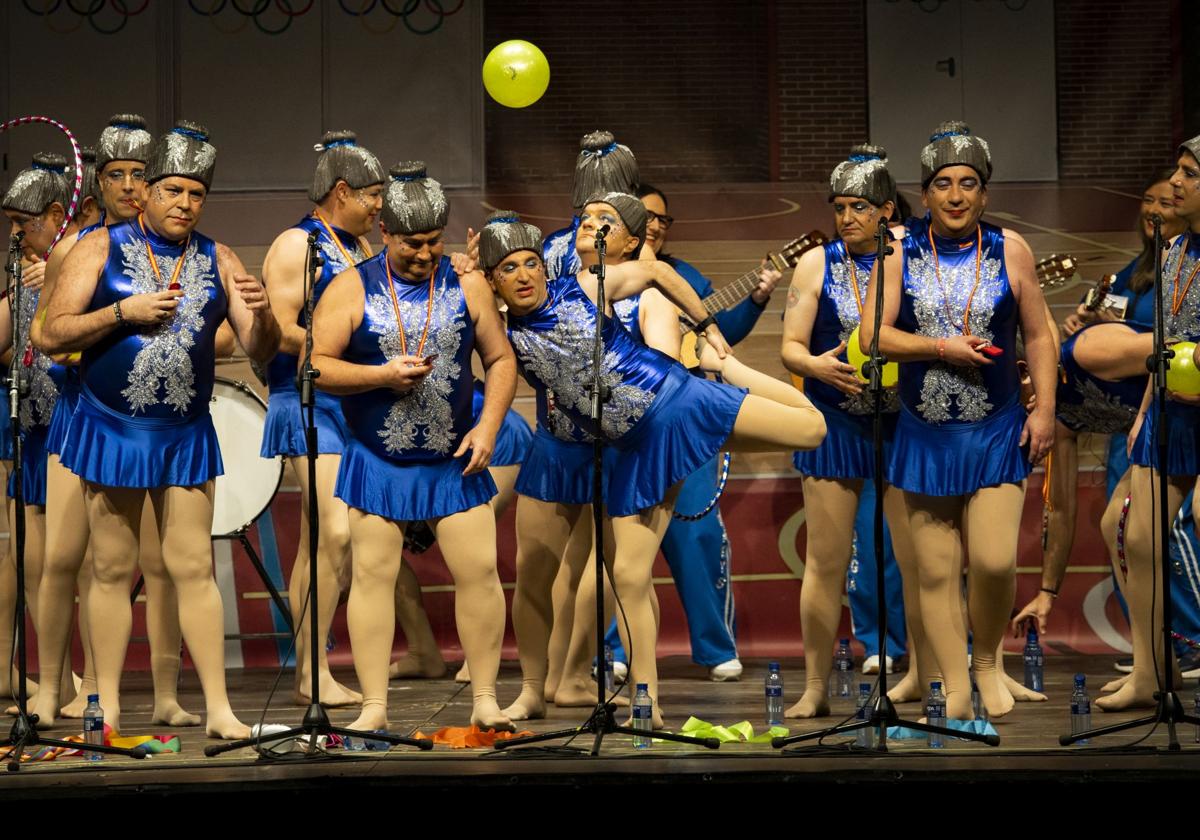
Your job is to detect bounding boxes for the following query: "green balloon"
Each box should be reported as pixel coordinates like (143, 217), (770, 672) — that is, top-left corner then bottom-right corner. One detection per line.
(482, 40), (550, 109)
(1168, 341), (1200, 395)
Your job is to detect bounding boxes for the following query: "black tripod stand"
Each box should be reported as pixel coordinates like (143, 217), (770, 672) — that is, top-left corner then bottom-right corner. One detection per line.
(496, 226), (719, 754)
(1060, 216), (1200, 750)
(207, 231), (431, 757)
(0, 232), (145, 769)
(773, 221), (998, 752)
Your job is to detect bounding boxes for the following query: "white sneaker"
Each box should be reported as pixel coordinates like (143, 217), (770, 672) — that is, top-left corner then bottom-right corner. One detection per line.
(861, 655), (894, 675)
(709, 659), (743, 682)
(613, 661), (628, 685)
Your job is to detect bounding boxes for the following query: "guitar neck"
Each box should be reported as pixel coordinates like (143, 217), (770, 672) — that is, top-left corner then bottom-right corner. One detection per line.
(701, 267), (762, 315)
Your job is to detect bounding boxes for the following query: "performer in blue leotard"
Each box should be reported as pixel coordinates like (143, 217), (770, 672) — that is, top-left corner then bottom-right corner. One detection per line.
(41, 121), (281, 739)
(1110, 133), (1200, 711)
(862, 122), (1058, 720)
(31, 114), (198, 730)
(781, 145), (917, 717)
(259, 130), (385, 708)
(310, 162), (518, 733)
(483, 202), (826, 727)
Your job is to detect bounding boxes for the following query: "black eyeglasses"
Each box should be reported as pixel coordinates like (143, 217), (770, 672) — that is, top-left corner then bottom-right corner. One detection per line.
(645, 210), (674, 229)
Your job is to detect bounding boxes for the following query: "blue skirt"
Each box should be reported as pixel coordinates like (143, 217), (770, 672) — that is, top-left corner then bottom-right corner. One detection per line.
(59, 389), (224, 489)
(514, 427), (621, 505)
(1131, 397), (1200, 476)
(45, 376), (81, 457)
(492, 407), (533, 467)
(7, 425), (49, 506)
(793, 397), (897, 480)
(888, 397), (1030, 496)
(608, 366), (747, 517)
(334, 437), (497, 522)
(260, 389), (347, 458)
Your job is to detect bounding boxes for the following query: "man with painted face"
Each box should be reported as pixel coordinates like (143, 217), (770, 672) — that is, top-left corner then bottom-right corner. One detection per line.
(310, 162), (517, 733)
(41, 121), (280, 739)
(31, 114), (200, 729)
(781, 145), (920, 716)
(484, 200), (825, 727)
(1109, 134), (1200, 711)
(862, 121), (1057, 721)
(259, 130), (385, 709)
(0, 152), (77, 710)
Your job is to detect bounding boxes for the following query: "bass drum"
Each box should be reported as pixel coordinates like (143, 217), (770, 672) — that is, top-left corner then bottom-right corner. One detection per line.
(210, 377), (283, 537)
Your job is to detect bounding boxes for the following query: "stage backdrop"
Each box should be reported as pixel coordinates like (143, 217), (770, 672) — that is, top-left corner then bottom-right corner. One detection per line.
(0, 1), (484, 190)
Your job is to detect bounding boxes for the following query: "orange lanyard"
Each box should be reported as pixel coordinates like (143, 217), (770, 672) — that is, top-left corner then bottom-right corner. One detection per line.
(843, 252), (865, 316)
(312, 211), (372, 267)
(383, 257), (435, 358)
(1171, 233), (1200, 316)
(930, 226), (983, 336)
(137, 214), (189, 290)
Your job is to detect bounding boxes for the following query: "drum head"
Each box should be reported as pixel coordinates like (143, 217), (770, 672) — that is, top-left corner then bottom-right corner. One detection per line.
(210, 377), (283, 536)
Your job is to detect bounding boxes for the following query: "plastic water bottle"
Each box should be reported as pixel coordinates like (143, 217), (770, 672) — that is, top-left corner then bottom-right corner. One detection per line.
(632, 683), (653, 749)
(764, 662), (784, 726)
(1023, 628), (1044, 692)
(855, 683), (875, 748)
(1070, 674), (1091, 744)
(832, 639), (854, 698)
(925, 682), (947, 749)
(603, 644), (615, 695)
(83, 694), (104, 762)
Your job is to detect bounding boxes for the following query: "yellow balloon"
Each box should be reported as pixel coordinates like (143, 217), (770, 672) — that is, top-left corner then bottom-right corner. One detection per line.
(1168, 341), (1200, 395)
(847, 326), (898, 388)
(482, 40), (550, 109)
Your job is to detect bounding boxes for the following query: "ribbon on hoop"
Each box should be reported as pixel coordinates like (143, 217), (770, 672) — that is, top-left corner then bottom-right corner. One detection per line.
(0, 114), (83, 258)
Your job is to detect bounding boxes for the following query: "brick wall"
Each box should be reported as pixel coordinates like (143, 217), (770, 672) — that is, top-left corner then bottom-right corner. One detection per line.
(482, 0), (771, 187)
(774, 2), (868, 182)
(1055, 0), (1180, 183)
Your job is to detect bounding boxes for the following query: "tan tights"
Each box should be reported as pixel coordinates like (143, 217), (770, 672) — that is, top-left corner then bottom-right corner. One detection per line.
(787, 479), (923, 717)
(285, 454), (358, 707)
(85, 482), (246, 738)
(900, 483), (1026, 720)
(33, 455), (196, 728)
(346, 503), (510, 731)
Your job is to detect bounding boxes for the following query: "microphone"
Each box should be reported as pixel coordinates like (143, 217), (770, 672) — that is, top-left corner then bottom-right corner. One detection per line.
(595, 224), (610, 240)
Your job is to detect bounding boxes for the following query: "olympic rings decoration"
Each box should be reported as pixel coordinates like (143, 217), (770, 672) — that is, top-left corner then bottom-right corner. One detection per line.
(22, 0), (460, 35)
(0, 116), (83, 259)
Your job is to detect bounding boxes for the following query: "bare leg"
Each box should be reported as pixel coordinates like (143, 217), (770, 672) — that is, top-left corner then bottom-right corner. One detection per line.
(390, 562), (447, 679)
(288, 455), (359, 707)
(137, 494), (200, 727)
(1097, 465), (1189, 711)
(611, 500), (676, 729)
(435, 505), (511, 730)
(785, 476), (861, 719)
(345, 510), (404, 731)
(59, 551), (96, 719)
(904, 491), (973, 719)
(1100, 475), (1133, 694)
(964, 482), (1025, 719)
(153, 483), (248, 739)
(545, 515), (592, 700)
(32, 457), (91, 726)
(83, 485), (145, 734)
(504, 496), (584, 719)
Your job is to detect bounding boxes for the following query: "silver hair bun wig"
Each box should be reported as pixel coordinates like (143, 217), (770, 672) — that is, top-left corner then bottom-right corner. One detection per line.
(919, 121), (992, 187)
(381, 161), (449, 235)
(571, 130), (639, 211)
(144, 120), (217, 189)
(2, 152), (71, 215)
(308, 130), (386, 203)
(478, 210), (544, 272)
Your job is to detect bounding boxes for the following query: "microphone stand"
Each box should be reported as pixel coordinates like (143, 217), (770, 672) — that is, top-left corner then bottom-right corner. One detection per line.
(0, 233), (145, 768)
(1061, 214), (1200, 749)
(774, 221), (997, 752)
(497, 226), (719, 754)
(208, 231), (431, 757)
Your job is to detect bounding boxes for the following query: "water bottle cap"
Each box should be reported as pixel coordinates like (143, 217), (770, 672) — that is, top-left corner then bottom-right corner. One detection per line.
(768, 661), (780, 671)
(859, 683), (871, 691)
(839, 638), (850, 645)
(87, 694), (99, 703)
(1026, 627), (1038, 642)
(930, 681), (942, 690)
(636, 683), (648, 691)
(1074, 673), (1086, 685)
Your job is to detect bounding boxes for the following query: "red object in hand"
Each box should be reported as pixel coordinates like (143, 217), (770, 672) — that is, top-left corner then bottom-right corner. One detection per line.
(21, 345), (33, 367)
(168, 281), (181, 291)
(979, 344), (1004, 358)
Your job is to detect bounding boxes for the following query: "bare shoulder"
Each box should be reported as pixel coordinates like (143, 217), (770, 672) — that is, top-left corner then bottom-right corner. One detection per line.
(459, 269), (500, 317)
(1001, 228), (1034, 256)
(324, 265), (364, 302)
(264, 227), (309, 264)
(61, 225), (110, 270)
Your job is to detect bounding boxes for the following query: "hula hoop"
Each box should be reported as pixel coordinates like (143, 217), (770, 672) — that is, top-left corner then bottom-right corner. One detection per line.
(672, 451), (732, 522)
(0, 115), (82, 259)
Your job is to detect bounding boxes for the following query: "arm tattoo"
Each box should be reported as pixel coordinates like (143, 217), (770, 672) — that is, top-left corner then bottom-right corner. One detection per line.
(785, 285), (802, 310)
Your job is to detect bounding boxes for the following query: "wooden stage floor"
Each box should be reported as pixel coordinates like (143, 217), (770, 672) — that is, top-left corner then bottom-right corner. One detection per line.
(5, 655), (1200, 798)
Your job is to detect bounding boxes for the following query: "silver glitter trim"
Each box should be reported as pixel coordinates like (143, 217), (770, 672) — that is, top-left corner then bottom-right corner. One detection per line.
(1058, 378), (1136, 435)
(543, 228), (580, 279)
(118, 239), (215, 414)
(365, 277), (466, 456)
(1163, 241), (1200, 339)
(510, 298), (656, 439)
(826, 258), (899, 416)
(318, 234), (365, 277)
(15, 289), (57, 429)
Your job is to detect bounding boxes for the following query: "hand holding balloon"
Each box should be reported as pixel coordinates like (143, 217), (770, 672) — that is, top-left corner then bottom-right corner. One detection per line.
(847, 325), (898, 387)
